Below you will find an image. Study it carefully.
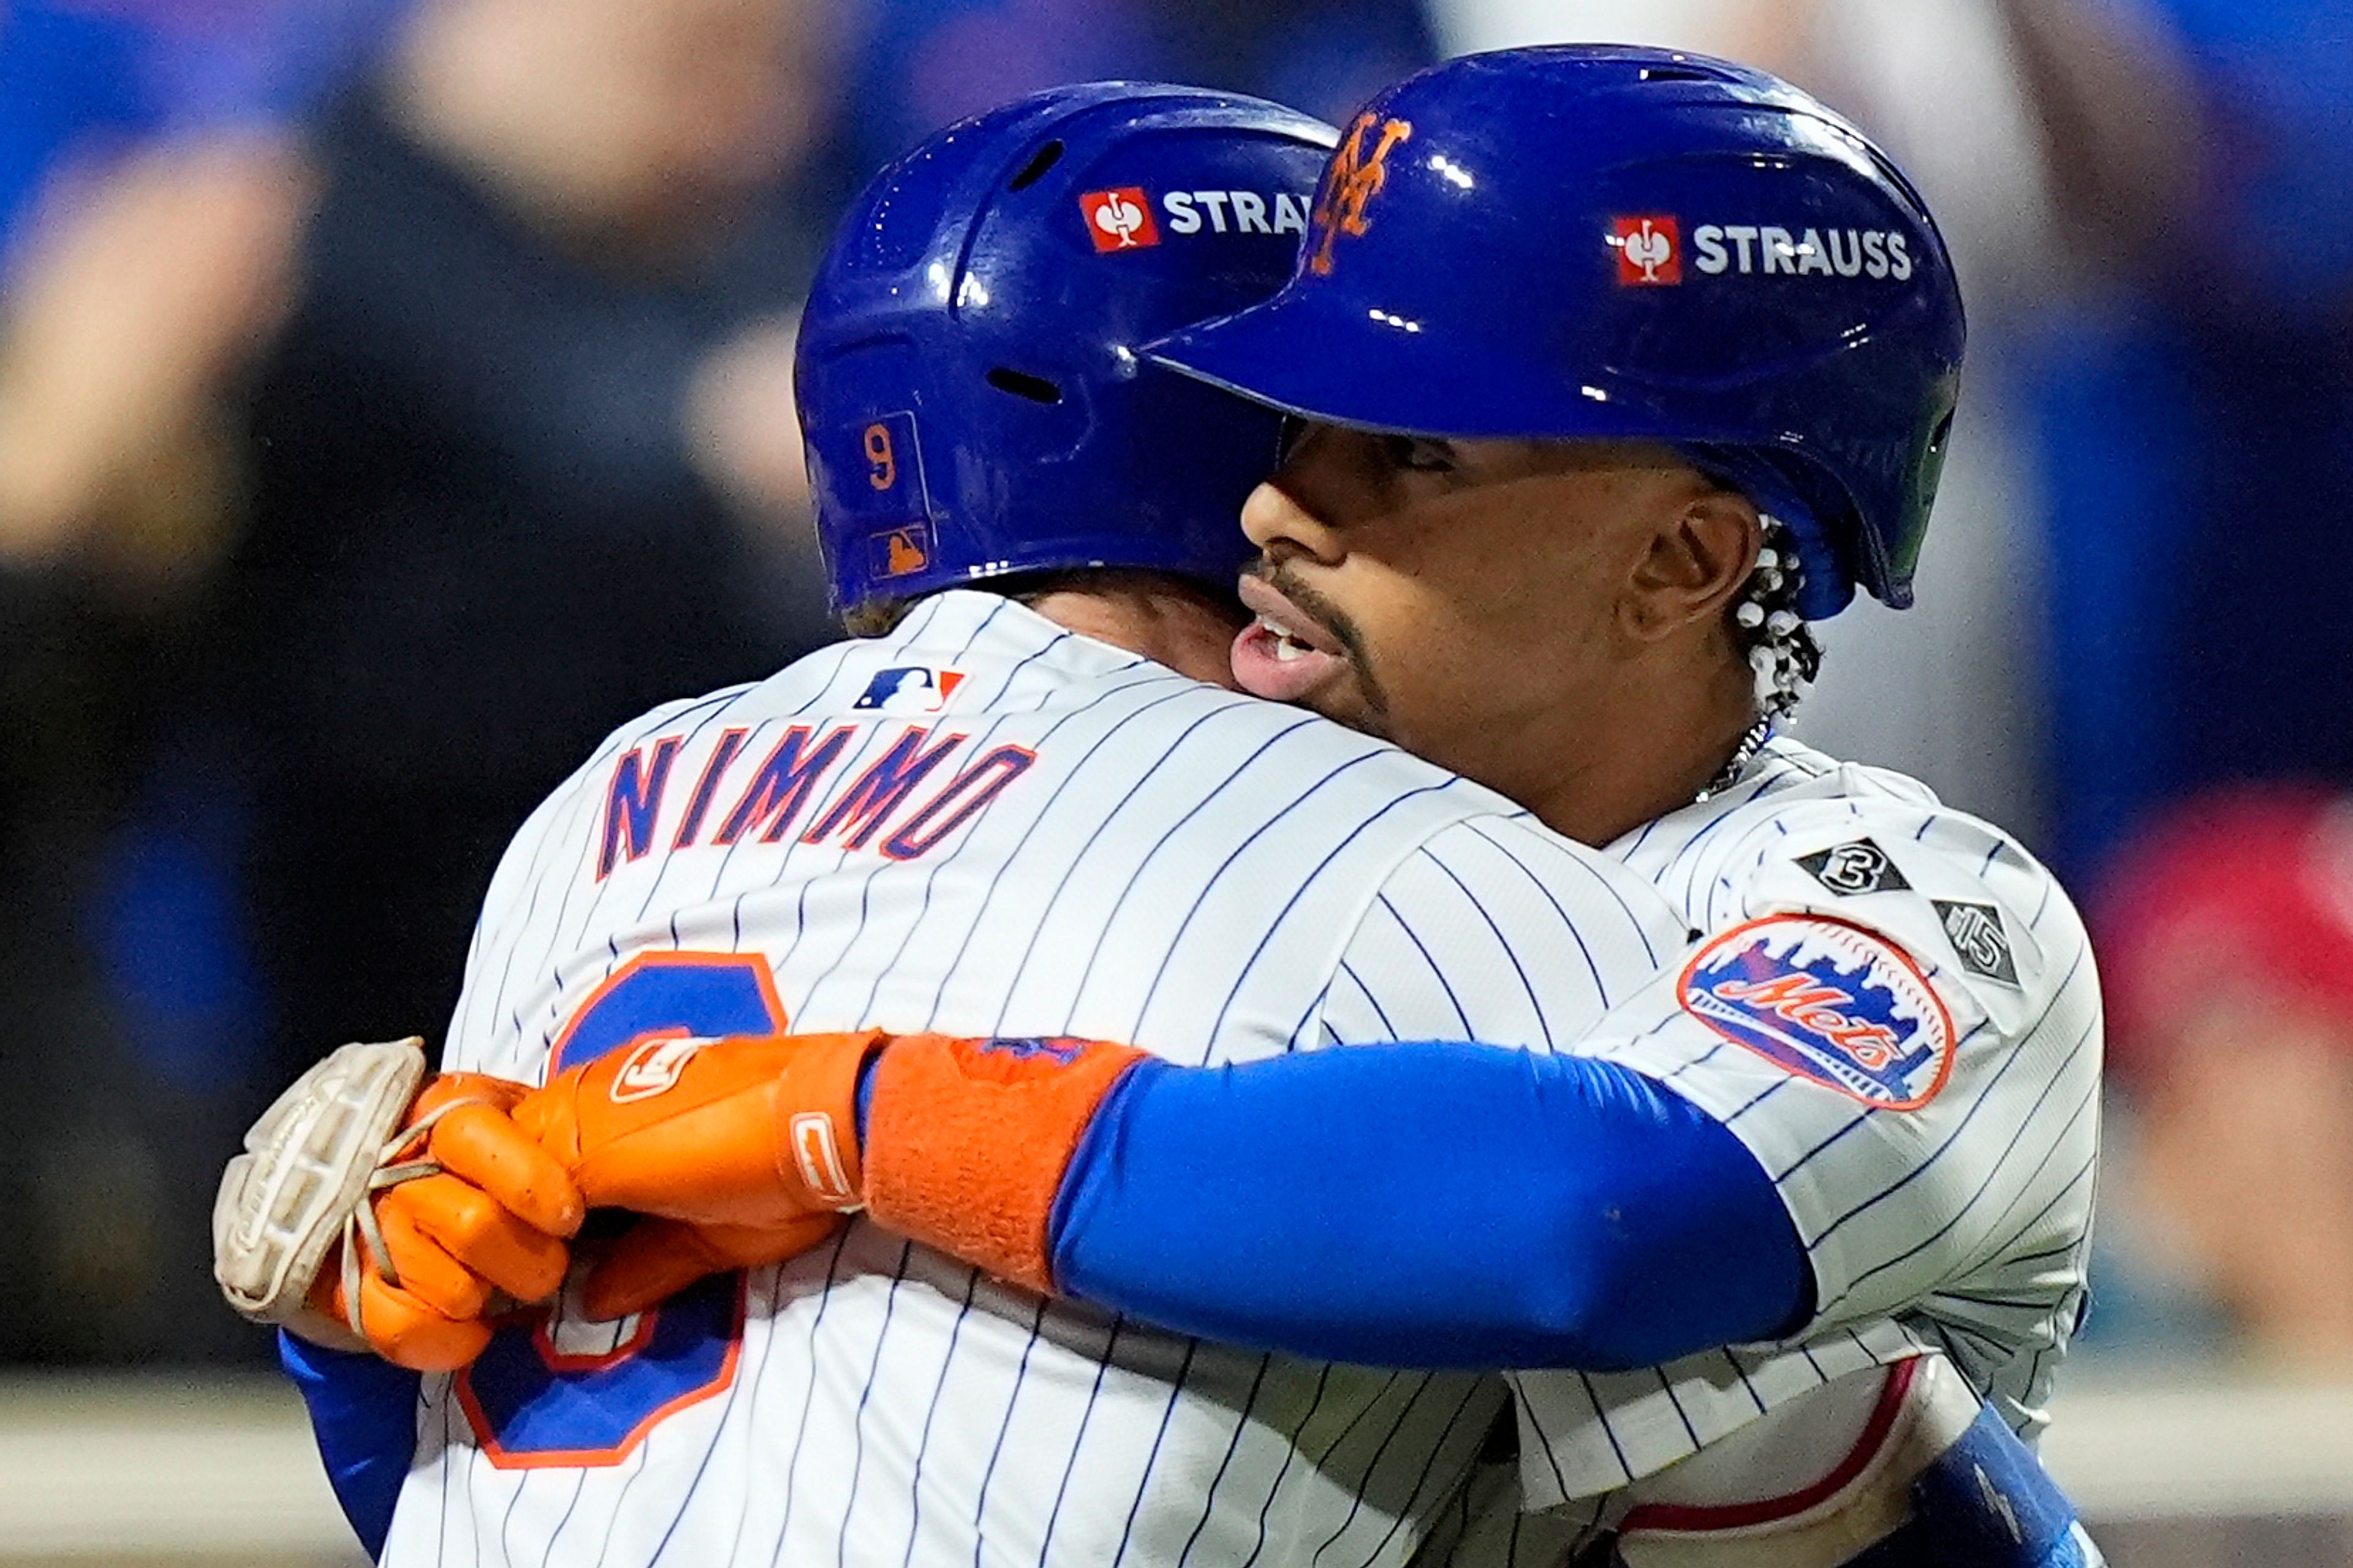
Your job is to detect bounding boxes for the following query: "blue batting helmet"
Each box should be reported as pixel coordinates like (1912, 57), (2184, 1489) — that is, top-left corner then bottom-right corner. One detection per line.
(1146, 46), (1967, 618)
(796, 84), (1338, 618)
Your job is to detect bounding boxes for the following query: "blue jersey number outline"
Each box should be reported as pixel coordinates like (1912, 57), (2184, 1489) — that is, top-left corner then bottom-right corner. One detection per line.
(455, 951), (786, 1468)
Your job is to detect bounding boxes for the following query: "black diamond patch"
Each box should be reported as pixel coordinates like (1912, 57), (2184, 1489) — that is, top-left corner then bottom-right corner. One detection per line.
(1797, 838), (1911, 896)
(1934, 899), (2019, 985)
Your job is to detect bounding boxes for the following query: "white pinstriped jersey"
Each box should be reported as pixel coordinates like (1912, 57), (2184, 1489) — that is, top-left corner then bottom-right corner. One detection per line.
(382, 589), (1689, 1568)
(1469, 736), (2101, 1526)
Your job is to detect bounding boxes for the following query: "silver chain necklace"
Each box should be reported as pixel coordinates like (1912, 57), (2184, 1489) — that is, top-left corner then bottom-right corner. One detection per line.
(1694, 717), (1772, 805)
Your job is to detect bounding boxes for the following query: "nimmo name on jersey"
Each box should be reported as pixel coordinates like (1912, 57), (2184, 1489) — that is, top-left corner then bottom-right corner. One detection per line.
(596, 720), (1039, 879)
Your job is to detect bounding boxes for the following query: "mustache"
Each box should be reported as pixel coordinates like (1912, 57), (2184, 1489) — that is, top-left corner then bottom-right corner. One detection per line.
(1240, 555), (1390, 722)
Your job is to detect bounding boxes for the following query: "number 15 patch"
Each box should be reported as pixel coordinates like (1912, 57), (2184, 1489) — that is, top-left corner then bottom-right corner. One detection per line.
(1680, 915), (1957, 1110)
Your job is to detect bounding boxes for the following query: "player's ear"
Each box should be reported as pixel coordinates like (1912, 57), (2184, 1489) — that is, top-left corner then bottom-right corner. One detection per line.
(1620, 485), (1760, 643)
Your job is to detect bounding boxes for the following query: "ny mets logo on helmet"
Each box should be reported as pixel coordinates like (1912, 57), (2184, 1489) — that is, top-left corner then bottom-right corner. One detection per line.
(1308, 113), (1412, 276)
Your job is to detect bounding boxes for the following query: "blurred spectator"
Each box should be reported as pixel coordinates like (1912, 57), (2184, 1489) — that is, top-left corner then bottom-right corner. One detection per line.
(0, 0), (401, 570)
(0, 0), (403, 1362)
(0, 0), (1446, 1368)
(213, 0), (844, 1105)
(2021, 0), (2353, 876)
(2093, 786), (2353, 1368)
(841, 0), (1433, 172)
(0, 0), (849, 1362)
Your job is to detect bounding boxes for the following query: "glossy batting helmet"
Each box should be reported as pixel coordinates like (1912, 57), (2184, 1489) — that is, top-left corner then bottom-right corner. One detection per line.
(1146, 46), (1967, 618)
(797, 84), (1337, 618)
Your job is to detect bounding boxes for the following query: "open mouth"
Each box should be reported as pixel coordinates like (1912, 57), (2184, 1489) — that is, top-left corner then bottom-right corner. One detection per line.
(1256, 615), (1328, 662)
(1232, 574), (1349, 702)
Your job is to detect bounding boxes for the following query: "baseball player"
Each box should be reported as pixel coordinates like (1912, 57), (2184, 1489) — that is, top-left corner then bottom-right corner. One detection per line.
(504, 50), (2105, 1567)
(217, 82), (1726, 1567)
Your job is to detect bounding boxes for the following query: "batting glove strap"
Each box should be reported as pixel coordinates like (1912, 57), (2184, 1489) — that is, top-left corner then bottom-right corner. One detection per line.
(328, 1080), (517, 1345)
(863, 1034), (1148, 1295)
(768, 1031), (874, 1212)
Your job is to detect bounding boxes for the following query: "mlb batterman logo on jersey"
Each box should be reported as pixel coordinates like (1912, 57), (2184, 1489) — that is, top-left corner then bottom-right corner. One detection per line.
(853, 665), (966, 714)
(1080, 187), (1159, 251)
(1679, 915), (1956, 1109)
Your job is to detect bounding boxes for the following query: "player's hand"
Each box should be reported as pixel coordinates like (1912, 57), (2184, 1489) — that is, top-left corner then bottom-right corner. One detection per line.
(307, 1073), (585, 1371)
(511, 1030), (883, 1231)
(578, 1214), (846, 1320)
(219, 1042), (589, 1371)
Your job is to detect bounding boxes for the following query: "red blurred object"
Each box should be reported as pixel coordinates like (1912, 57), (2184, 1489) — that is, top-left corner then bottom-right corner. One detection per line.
(2096, 784), (2353, 1086)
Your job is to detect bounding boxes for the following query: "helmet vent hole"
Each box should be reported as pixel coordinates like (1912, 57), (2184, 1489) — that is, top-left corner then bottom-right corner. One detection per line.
(1006, 141), (1065, 192)
(1928, 411), (1954, 453)
(987, 366), (1064, 404)
(1639, 65), (1716, 83)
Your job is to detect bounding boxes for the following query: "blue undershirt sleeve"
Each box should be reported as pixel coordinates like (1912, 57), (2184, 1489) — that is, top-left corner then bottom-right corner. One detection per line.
(278, 1330), (422, 1558)
(1046, 1043), (1811, 1371)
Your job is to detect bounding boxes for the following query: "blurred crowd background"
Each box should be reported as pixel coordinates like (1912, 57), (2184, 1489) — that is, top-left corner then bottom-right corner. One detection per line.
(1, 0), (2350, 1404)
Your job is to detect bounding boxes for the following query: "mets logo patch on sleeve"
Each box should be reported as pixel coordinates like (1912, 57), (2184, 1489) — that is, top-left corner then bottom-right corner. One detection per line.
(1680, 915), (1957, 1109)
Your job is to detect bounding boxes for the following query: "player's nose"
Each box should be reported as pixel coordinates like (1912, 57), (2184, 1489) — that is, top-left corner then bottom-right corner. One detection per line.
(1240, 479), (1344, 564)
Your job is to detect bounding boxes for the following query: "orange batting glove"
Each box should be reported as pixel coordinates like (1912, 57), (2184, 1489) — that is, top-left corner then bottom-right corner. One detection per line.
(513, 1030), (882, 1230)
(579, 1214), (846, 1320)
(516, 1029), (1147, 1312)
(310, 1073), (584, 1371)
(513, 1032), (882, 1317)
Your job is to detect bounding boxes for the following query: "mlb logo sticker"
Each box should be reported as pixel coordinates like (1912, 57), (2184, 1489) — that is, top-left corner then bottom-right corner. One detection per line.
(1679, 915), (1956, 1109)
(1612, 214), (1682, 285)
(853, 665), (966, 714)
(1080, 187), (1159, 251)
(870, 523), (933, 579)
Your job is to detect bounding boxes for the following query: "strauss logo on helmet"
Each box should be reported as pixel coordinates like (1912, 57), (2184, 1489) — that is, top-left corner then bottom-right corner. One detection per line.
(1080, 185), (1315, 252)
(1079, 187), (1159, 252)
(1612, 215), (1682, 285)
